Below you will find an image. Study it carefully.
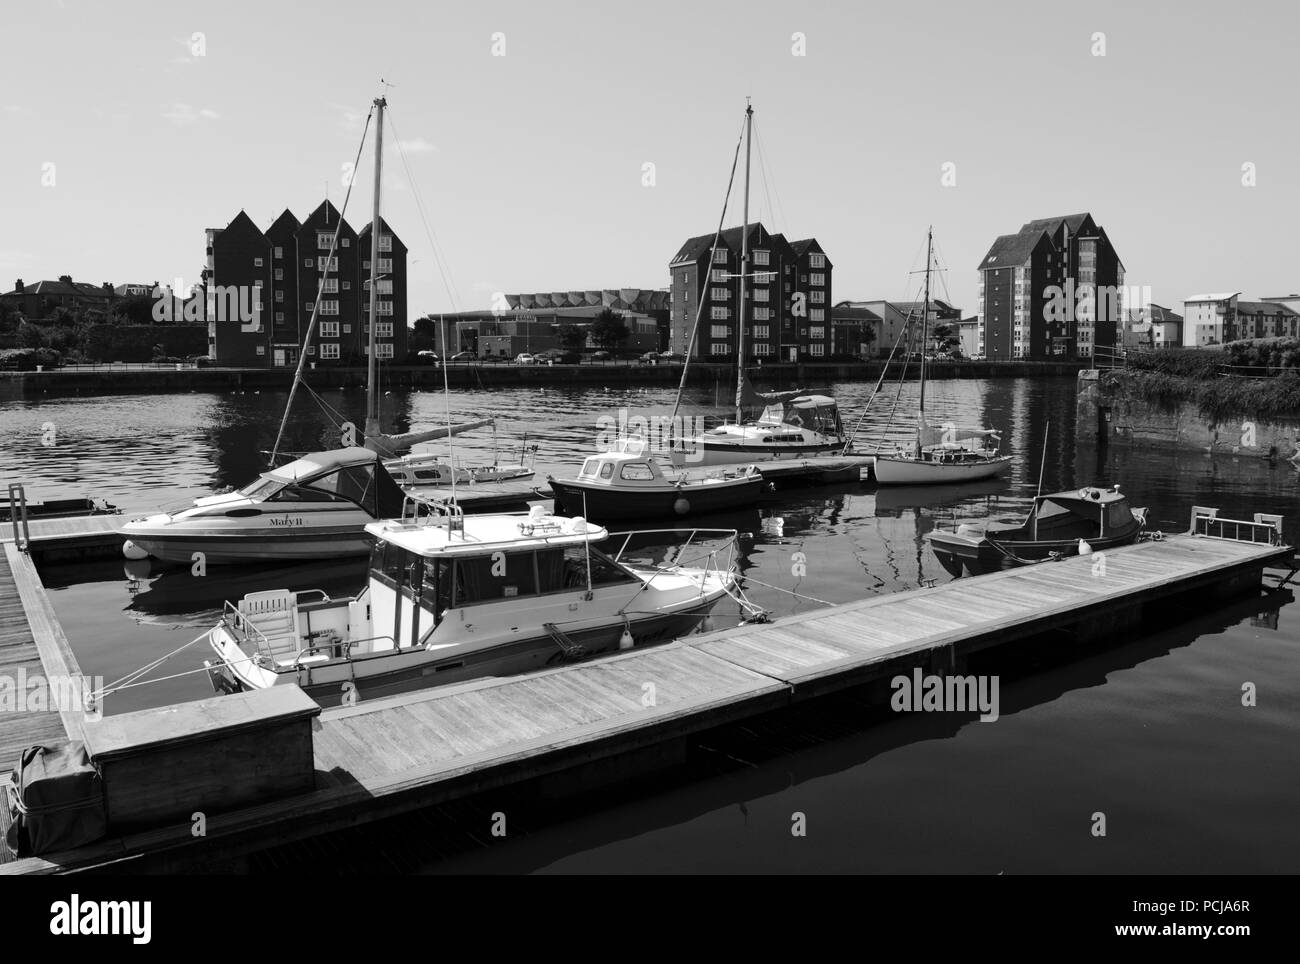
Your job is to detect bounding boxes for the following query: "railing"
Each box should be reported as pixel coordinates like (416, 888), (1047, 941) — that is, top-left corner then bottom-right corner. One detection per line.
(1091, 345), (1128, 370)
(220, 600), (275, 660)
(1189, 506), (1284, 545)
(6, 484), (31, 552)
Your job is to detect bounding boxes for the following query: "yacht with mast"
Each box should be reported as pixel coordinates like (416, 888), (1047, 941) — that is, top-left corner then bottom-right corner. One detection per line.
(871, 228), (1013, 485)
(670, 102), (848, 467)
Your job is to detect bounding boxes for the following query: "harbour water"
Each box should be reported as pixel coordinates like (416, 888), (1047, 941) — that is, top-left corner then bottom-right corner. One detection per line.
(2, 375), (1298, 872)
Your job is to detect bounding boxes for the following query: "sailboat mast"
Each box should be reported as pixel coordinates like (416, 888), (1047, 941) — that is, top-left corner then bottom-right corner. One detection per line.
(919, 225), (932, 416)
(365, 96), (386, 439)
(735, 100), (752, 425)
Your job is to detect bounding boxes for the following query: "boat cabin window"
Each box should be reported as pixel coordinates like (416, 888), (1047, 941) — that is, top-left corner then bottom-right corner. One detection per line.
(239, 477), (284, 500)
(620, 463), (654, 480)
(599, 462), (614, 479)
(1106, 502), (1130, 530)
(536, 546), (635, 593)
(268, 484), (349, 503)
(305, 463), (378, 512)
(451, 551), (538, 605)
(580, 458), (600, 478)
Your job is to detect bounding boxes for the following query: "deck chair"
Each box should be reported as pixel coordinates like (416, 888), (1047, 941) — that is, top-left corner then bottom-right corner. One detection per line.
(237, 590), (305, 666)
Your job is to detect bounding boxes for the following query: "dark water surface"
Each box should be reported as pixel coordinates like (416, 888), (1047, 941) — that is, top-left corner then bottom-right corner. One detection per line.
(2, 376), (1297, 872)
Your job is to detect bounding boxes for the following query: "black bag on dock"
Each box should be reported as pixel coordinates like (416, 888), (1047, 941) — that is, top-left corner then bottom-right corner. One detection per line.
(3, 742), (107, 858)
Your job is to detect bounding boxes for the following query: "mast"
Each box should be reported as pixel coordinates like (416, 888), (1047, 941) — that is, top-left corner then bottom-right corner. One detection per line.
(365, 95), (386, 441)
(734, 100), (753, 425)
(919, 225), (933, 417)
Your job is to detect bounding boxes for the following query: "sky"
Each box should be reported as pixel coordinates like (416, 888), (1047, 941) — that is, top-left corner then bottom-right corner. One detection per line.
(1, 0), (1297, 318)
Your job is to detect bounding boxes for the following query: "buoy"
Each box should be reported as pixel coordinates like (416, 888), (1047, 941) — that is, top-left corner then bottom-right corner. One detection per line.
(122, 540), (149, 560)
(673, 497), (690, 515)
(1078, 539), (1093, 555)
(619, 626), (634, 650)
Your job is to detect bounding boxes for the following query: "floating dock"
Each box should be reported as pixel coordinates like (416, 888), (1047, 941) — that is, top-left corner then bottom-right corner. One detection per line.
(0, 514), (124, 563)
(0, 524), (1289, 874)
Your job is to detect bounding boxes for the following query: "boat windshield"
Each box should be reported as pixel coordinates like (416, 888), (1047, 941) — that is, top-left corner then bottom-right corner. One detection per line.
(238, 476), (285, 501)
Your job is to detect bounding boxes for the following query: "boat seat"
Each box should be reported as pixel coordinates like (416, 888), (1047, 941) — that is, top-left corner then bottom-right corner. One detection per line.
(238, 590), (303, 663)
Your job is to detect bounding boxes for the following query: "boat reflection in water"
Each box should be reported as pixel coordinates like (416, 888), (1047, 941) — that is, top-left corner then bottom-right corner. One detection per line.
(871, 477), (1010, 517)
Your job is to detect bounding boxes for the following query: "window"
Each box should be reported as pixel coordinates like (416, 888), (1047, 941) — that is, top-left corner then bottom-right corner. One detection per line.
(809, 308), (824, 321)
(712, 249), (728, 264)
(753, 289), (770, 302)
(710, 342), (728, 355)
(341, 238), (350, 248)
(317, 256), (337, 271)
(322, 278), (338, 293)
(256, 345), (265, 355)
(620, 463), (654, 481)
(753, 307), (771, 321)
(320, 321), (340, 337)
(378, 234), (393, 252)
(810, 291), (825, 304)
(274, 268), (283, 281)
(809, 253), (825, 268)
(810, 326), (825, 339)
(710, 307), (729, 320)
(305, 302), (314, 312)
(275, 290), (284, 302)
(342, 281), (351, 291)
(319, 343), (340, 359)
(253, 257), (264, 267)
(376, 301), (393, 316)
(753, 250), (769, 266)
(809, 344), (825, 356)
(306, 463), (378, 512)
(317, 232), (333, 249)
(303, 258), (313, 267)
(320, 300), (339, 315)
(343, 324), (351, 334)
(273, 246), (283, 259)
(253, 279), (263, 288)
(369, 321), (393, 337)
(710, 325), (729, 338)
(809, 273), (825, 286)
(711, 269), (728, 283)
(275, 311), (284, 322)
(753, 325), (770, 338)
(710, 287), (729, 301)
(362, 278), (393, 294)
(754, 343), (772, 356)
(375, 344), (394, 359)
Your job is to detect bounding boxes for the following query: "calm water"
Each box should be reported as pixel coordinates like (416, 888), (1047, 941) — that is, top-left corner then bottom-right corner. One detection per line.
(2, 376), (1298, 872)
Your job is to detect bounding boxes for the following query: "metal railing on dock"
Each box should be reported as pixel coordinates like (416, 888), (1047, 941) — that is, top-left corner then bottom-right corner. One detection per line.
(6, 485), (30, 552)
(1190, 506), (1284, 545)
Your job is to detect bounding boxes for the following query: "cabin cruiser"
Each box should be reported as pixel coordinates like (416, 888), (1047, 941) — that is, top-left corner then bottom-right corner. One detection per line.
(120, 447), (418, 565)
(926, 485), (1147, 576)
(550, 439), (765, 521)
(672, 393), (847, 467)
(204, 504), (743, 701)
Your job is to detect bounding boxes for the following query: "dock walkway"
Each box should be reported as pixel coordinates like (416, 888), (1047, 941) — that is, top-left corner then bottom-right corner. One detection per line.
(1, 532), (1290, 873)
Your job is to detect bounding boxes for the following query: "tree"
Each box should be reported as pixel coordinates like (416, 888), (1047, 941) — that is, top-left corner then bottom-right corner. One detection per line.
(17, 321), (45, 349)
(931, 324), (958, 354)
(557, 324), (587, 351)
(112, 296), (157, 327)
(412, 316), (438, 339)
(591, 309), (629, 352)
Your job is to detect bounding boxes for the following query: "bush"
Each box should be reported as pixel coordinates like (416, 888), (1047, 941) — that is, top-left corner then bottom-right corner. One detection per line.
(0, 347), (61, 370)
(1109, 367), (1300, 423)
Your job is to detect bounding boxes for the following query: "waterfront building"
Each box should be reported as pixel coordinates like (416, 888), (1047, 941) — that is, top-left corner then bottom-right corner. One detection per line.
(977, 213), (1124, 361)
(669, 224), (832, 362)
(839, 299), (960, 357)
(201, 203), (408, 367)
(1, 276), (119, 321)
(1181, 293), (1240, 346)
(1234, 300), (1300, 340)
(431, 291), (664, 357)
(829, 303), (882, 358)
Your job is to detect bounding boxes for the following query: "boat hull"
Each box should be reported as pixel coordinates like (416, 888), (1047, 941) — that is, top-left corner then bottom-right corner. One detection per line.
(927, 529), (1140, 576)
(550, 476), (765, 521)
(123, 525), (373, 564)
(674, 439), (845, 467)
(873, 454), (1013, 485)
(210, 597), (726, 705)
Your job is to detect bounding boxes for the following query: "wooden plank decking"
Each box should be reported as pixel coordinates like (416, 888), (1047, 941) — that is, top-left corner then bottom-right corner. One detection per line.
(0, 514), (124, 557)
(0, 532), (1290, 874)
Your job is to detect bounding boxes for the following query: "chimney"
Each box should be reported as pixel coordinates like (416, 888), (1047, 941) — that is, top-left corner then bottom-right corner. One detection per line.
(15, 279), (23, 293)
(58, 274), (72, 284)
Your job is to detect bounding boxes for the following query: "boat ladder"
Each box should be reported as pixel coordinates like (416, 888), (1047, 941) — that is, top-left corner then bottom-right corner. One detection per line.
(6, 483), (31, 552)
(543, 622), (587, 660)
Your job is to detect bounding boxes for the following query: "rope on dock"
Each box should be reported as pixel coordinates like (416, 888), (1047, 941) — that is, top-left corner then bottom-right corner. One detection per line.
(737, 575), (837, 607)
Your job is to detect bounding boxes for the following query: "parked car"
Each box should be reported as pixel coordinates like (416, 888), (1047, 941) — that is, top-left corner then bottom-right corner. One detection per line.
(658, 351), (685, 362)
(536, 349), (580, 364)
(449, 350), (477, 362)
(639, 351), (660, 362)
(417, 350), (439, 363)
(515, 353), (536, 365)
(591, 351), (612, 362)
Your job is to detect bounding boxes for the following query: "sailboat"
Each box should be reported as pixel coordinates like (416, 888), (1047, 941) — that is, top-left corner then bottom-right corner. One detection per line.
(671, 102), (848, 467)
(871, 228), (1013, 485)
(123, 96), (476, 564)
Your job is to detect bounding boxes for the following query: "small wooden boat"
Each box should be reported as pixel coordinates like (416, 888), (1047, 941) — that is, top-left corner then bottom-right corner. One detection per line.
(925, 485), (1147, 577)
(549, 439), (766, 522)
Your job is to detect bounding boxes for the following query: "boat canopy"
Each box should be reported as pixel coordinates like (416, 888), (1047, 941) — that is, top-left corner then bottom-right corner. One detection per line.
(918, 424), (1000, 447)
(264, 446), (409, 517)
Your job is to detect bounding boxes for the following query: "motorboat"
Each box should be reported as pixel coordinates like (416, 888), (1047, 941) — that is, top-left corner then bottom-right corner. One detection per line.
(384, 452), (535, 487)
(550, 438), (767, 521)
(673, 393), (848, 466)
(925, 485), (1147, 576)
(204, 503), (744, 701)
(120, 446), (419, 565)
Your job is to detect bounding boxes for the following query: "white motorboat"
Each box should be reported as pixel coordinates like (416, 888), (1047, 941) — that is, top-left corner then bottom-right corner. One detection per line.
(204, 504), (745, 702)
(384, 452), (534, 487)
(121, 447), (417, 564)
